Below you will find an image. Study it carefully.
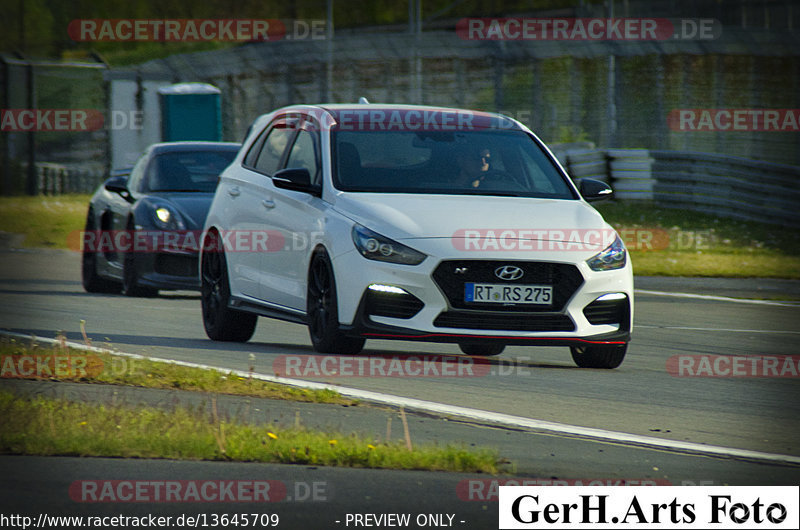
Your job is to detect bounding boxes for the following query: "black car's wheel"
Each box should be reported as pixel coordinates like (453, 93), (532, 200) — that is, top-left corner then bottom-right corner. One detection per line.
(201, 232), (257, 342)
(122, 219), (158, 297)
(81, 210), (121, 294)
(458, 343), (505, 356)
(570, 344), (628, 369)
(307, 249), (365, 354)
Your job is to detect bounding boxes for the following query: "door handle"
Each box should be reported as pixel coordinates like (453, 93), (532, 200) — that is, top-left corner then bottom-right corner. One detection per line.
(228, 186), (241, 197)
(261, 199), (275, 209)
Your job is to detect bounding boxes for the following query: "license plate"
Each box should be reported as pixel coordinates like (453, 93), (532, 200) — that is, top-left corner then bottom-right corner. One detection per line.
(464, 283), (553, 305)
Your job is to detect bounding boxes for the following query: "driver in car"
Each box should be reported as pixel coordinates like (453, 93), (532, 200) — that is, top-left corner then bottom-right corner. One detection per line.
(456, 147), (491, 188)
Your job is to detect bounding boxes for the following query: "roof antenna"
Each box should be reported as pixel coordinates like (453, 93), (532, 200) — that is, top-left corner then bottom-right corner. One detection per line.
(358, 97), (370, 104)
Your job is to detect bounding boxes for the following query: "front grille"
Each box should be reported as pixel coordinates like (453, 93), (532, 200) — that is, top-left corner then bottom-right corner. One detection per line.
(155, 254), (197, 277)
(583, 296), (630, 330)
(365, 290), (424, 319)
(432, 260), (584, 312)
(434, 311), (575, 332)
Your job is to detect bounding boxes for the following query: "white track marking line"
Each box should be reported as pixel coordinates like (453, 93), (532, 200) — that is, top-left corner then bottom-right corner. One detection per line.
(635, 324), (800, 335)
(635, 289), (800, 307)
(3, 330), (800, 466)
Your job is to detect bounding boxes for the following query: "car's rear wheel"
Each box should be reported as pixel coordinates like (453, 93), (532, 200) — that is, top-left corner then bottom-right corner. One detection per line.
(570, 344), (628, 369)
(201, 232), (257, 342)
(307, 250), (365, 354)
(81, 210), (121, 294)
(458, 343), (505, 356)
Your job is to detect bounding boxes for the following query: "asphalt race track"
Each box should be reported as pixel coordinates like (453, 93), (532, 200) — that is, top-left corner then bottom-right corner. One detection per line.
(1, 249), (799, 528)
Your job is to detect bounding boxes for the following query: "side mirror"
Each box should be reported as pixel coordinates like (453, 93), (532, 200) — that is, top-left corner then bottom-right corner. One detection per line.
(273, 167), (317, 195)
(578, 178), (614, 202)
(104, 175), (132, 201)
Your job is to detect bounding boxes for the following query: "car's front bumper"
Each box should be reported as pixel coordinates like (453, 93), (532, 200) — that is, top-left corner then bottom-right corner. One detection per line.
(137, 250), (200, 290)
(332, 249), (633, 346)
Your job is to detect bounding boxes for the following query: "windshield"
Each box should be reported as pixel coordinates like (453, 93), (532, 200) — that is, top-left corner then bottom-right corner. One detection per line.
(148, 150), (238, 193)
(332, 130), (576, 199)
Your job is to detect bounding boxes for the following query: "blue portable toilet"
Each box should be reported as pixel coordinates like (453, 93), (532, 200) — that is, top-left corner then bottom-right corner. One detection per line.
(158, 83), (222, 142)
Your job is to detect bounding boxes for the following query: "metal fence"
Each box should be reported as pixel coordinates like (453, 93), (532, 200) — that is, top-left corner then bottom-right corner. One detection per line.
(129, 27), (800, 167)
(0, 53), (108, 195)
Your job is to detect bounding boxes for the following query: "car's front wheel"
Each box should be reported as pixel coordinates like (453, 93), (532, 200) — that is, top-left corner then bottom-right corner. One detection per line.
(570, 344), (628, 369)
(201, 232), (257, 342)
(458, 343), (505, 356)
(81, 209), (121, 294)
(307, 249), (365, 354)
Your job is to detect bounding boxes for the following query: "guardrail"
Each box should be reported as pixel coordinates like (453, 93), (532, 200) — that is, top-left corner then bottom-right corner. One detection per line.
(649, 150), (800, 228)
(550, 144), (800, 227)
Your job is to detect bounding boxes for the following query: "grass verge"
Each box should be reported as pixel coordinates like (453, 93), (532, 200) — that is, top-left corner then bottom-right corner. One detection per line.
(0, 391), (500, 473)
(0, 194), (90, 248)
(595, 201), (800, 279)
(0, 337), (353, 405)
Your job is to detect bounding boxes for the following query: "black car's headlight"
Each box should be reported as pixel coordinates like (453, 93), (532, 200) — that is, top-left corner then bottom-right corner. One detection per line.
(153, 206), (185, 230)
(351, 225), (426, 265)
(587, 235), (627, 271)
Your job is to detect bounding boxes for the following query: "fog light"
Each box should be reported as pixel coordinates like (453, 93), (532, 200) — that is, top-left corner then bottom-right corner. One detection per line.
(368, 284), (407, 294)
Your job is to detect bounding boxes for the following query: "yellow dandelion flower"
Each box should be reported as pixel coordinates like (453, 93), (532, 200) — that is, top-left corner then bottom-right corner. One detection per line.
(267, 432), (278, 440)
(328, 439), (338, 445)
(367, 444), (376, 450)
(78, 421), (88, 426)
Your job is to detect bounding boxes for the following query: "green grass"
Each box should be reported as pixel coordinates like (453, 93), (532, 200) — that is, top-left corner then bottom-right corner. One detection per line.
(0, 194), (90, 248)
(595, 201), (800, 279)
(0, 391), (500, 473)
(0, 338), (352, 405)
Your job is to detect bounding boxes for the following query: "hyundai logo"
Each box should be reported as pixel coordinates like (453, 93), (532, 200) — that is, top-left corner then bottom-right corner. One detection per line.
(494, 265), (524, 281)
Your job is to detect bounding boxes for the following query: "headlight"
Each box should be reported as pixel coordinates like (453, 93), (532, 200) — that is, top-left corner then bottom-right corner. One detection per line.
(153, 206), (184, 230)
(351, 225), (426, 265)
(587, 235), (627, 271)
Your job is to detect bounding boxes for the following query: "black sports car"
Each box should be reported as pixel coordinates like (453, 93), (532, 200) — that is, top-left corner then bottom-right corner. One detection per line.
(82, 141), (240, 296)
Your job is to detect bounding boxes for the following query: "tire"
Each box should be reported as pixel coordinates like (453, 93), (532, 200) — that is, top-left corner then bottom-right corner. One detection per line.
(81, 210), (121, 294)
(201, 232), (257, 342)
(570, 344), (628, 369)
(458, 343), (505, 356)
(307, 249), (365, 354)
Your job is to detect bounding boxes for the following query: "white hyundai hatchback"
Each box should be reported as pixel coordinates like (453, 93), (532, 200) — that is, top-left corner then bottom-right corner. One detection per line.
(200, 103), (633, 368)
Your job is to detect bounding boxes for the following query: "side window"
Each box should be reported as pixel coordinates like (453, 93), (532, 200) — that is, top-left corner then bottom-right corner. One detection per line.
(254, 127), (295, 176)
(243, 127), (268, 167)
(285, 130), (320, 185)
(126, 154), (148, 193)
